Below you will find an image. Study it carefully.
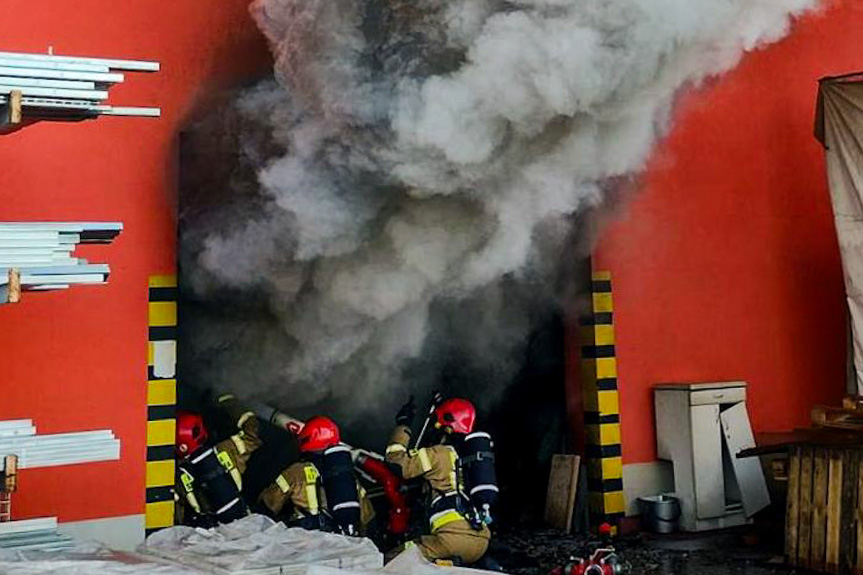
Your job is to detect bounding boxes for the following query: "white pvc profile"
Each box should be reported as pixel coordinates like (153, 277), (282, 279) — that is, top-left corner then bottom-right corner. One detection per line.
(0, 255), (77, 262)
(0, 95), (159, 117)
(21, 274), (105, 285)
(0, 51), (159, 72)
(0, 76), (96, 90)
(0, 428), (115, 443)
(0, 254), (79, 263)
(0, 65), (123, 83)
(0, 518), (58, 536)
(20, 264), (110, 275)
(0, 247), (74, 254)
(0, 240), (76, 248)
(0, 222), (122, 232)
(0, 231), (62, 240)
(20, 274), (105, 285)
(0, 57), (109, 73)
(0, 426), (36, 437)
(98, 106), (161, 117)
(0, 85), (108, 100)
(0, 95), (99, 110)
(4, 437), (118, 450)
(0, 259), (79, 268)
(13, 442), (119, 456)
(10, 445), (118, 459)
(0, 420), (33, 429)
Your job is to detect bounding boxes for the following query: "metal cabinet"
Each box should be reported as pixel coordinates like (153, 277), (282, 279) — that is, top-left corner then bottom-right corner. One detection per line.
(655, 382), (769, 531)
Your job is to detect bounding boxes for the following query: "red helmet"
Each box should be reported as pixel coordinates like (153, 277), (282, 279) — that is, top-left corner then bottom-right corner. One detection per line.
(176, 410), (208, 457)
(434, 398), (476, 435)
(297, 416), (340, 452)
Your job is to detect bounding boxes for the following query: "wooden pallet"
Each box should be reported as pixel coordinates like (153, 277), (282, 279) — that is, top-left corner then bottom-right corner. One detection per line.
(787, 447), (863, 573)
(812, 398), (863, 432)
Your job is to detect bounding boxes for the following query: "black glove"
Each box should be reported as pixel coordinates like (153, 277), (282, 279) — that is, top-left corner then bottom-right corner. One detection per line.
(395, 396), (416, 426)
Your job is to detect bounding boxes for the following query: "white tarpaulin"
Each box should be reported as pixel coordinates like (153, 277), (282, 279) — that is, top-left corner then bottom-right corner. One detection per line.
(140, 515), (383, 575)
(0, 515), (502, 575)
(816, 74), (863, 394)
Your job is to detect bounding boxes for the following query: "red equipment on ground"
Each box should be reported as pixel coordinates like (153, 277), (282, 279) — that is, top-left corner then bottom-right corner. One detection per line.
(550, 548), (628, 575)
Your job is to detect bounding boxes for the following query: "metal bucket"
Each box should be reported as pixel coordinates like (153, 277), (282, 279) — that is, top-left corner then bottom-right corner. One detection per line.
(638, 494), (680, 533)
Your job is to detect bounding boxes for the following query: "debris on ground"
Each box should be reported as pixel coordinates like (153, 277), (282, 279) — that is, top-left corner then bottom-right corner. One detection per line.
(493, 526), (792, 575)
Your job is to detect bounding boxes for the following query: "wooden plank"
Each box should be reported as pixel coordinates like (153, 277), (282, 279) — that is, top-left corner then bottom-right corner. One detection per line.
(814, 450), (829, 572)
(787, 447), (802, 565)
(565, 457), (581, 532)
(800, 447), (814, 569)
(813, 406), (863, 432)
(544, 454), (580, 532)
(842, 396), (863, 411)
(840, 450), (858, 574)
(827, 450), (844, 573)
(856, 456), (863, 575)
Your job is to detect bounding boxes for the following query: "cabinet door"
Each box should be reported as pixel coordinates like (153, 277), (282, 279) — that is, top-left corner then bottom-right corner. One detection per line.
(691, 404), (726, 519)
(720, 402), (770, 516)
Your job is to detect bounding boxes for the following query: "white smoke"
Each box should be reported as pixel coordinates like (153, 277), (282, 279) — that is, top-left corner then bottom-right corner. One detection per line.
(180, 0), (817, 423)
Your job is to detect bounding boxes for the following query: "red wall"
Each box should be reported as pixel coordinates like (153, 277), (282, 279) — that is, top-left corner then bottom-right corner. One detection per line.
(591, 0), (863, 465)
(0, 1), (270, 522)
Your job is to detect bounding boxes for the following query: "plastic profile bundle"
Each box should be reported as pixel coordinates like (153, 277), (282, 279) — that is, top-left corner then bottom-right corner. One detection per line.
(0, 420), (120, 471)
(0, 50), (160, 123)
(0, 222), (122, 299)
(0, 518), (75, 552)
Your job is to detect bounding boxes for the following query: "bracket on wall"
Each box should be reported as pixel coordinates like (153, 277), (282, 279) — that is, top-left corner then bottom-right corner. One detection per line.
(0, 90), (25, 134)
(1, 269), (21, 304)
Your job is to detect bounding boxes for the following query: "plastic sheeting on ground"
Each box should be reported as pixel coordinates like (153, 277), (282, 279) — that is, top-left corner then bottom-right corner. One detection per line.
(0, 515), (502, 575)
(140, 515), (383, 575)
(0, 541), (201, 575)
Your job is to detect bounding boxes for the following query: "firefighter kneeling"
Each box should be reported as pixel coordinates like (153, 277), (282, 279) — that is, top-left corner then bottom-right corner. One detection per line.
(258, 416), (372, 535)
(386, 397), (495, 565)
(175, 394), (263, 526)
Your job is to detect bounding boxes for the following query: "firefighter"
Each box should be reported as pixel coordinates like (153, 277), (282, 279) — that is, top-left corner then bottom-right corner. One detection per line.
(175, 394), (263, 526)
(258, 416), (372, 535)
(385, 397), (492, 565)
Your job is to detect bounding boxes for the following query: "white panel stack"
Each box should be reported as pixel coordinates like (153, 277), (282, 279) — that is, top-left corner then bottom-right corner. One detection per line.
(0, 222), (121, 297)
(0, 419), (120, 470)
(0, 50), (159, 120)
(0, 518), (75, 552)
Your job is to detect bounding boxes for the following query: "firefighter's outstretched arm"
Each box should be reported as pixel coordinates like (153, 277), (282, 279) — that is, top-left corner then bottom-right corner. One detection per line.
(386, 397), (435, 479)
(218, 394), (263, 455)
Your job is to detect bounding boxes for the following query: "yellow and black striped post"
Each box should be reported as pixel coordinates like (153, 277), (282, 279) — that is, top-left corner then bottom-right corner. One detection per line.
(580, 270), (625, 527)
(146, 275), (178, 535)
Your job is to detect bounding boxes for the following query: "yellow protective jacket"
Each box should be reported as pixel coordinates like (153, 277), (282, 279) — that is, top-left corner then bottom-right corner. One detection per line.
(259, 461), (322, 520)
(385, 425), (490, 563)
(259, 460), (375, 531)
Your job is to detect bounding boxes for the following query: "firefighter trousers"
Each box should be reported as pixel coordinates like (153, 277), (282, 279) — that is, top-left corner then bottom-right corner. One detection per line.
(417, 519), (490, 564)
